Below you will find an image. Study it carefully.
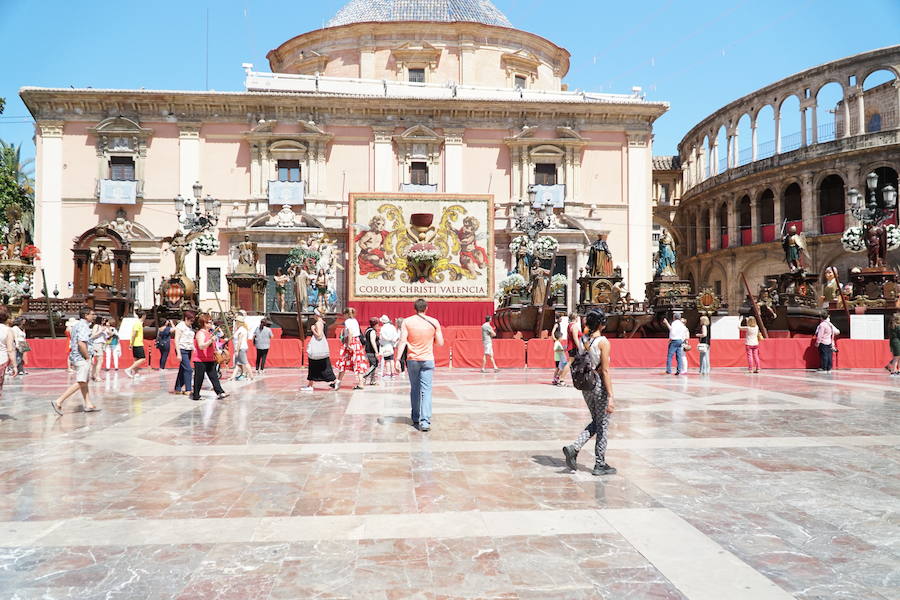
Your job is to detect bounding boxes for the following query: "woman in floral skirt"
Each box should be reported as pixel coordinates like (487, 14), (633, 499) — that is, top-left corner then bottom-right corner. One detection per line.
(332, 307), (373, 390)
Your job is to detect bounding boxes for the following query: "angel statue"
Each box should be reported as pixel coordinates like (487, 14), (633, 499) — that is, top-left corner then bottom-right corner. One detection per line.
(781, 225), (807, 272)
(161, 229), (202, 277)
(655, 228), (677, 277)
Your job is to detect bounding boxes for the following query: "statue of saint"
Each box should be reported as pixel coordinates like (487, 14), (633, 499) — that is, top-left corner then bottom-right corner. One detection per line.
(4, 206), (26, 259)
(236, 234), (258, 273)
(515, 245), (532, 278)
(290, 264), (310, 312)
(91, 245), (114, 287)
(781, 225), (806, 272)
(864, 221), (887, 269)
(530, 262), (550, 306)
(586, 234), (613, 277)
(821, 266), (839, 307)
(655, 229), (677, 277)
(315, 268), (329, 312)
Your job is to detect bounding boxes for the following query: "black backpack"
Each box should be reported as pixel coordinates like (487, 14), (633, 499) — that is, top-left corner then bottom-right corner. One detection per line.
(570, 336), (599, 391)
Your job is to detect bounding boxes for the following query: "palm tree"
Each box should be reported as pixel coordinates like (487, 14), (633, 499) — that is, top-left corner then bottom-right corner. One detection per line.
(0, 140), (35, 235)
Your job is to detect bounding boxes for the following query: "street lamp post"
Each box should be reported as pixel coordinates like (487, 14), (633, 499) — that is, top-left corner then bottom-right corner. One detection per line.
(513, 196), (553, 241)
(174, 181), (221, 296)
(848, 171), (897, 226)
(847, 171), (897, 269)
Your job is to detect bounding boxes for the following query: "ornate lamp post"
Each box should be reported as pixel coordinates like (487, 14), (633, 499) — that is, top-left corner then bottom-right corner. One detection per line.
(848, 171), (896, 225)
(847, 171), (897, 270)
(513, 197), (553, 241)
(174, 181), (221, 287)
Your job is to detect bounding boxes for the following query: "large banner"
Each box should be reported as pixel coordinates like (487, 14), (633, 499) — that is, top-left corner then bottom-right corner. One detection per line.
(349, 194), (494, 301)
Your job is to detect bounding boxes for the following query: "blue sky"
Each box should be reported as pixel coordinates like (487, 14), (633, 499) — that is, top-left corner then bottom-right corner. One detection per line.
(2, 0), (898, 162)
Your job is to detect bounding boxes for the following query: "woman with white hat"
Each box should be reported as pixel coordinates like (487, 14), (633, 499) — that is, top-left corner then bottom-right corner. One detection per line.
(231, 316), (253, 382)
(378, 314), (398, 379)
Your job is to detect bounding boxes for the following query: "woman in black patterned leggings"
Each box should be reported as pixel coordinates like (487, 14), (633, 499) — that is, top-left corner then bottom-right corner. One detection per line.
(563, 309), (617, 476)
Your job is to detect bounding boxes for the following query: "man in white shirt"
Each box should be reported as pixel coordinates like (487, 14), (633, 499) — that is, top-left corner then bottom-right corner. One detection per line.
(664, 312), (689, 375)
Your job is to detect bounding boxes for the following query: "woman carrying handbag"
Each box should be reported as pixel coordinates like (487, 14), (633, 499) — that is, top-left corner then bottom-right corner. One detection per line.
(191, 314), (229, 401)
(302, 308), (336, 391)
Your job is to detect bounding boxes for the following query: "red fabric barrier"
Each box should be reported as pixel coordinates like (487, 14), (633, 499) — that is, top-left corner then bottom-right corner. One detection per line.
(348, 301), (494, 327)
(446, 326), (483, 340)
(740, 228), (752, 246)
(527, 338), (556, 368)
(452, 338), (525, 368)
(836, 339), (891, 369)
(761, 224), (775, 242)
(19, 337), (893, 370)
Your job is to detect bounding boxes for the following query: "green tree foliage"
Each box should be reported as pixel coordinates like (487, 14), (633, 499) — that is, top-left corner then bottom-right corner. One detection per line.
(0, 140), (35, 235)
(0, 97), (5, 114)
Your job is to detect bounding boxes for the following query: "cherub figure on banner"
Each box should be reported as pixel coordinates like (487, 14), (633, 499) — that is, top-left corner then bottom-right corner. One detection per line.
(456, 216), (488, 276)
(353, 215), (394, 278)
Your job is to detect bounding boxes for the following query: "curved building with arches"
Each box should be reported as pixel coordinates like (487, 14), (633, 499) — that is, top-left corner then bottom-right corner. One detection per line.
(673, 45), (900, 308)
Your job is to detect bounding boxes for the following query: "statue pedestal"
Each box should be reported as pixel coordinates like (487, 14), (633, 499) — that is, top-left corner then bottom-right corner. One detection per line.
(226, 273), (267, 314)
(644, 276), (693, 312)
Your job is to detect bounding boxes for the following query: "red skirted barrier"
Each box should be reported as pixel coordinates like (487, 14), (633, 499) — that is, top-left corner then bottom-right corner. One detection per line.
(19, 337), (896, 370)
(526, 338), (556, 368)
(452, 338), (525, 368)
(446, 326), (484, 340)
(348, 301), (495, 327)
(835, 339), (891, 369)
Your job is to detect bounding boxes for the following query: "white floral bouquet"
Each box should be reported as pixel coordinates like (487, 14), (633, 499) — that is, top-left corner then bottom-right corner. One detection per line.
(535, 235), (559, 257)
(0, 278), (27, 301)
(841, 227), (865, 253)
(495, 273), (527, 299)
(406, 243), (440, 263)
(195, 232), (220, 256)
(550, 273), (568, 292)
(887, 224), (900, 251)
(509, 235), (534, 255)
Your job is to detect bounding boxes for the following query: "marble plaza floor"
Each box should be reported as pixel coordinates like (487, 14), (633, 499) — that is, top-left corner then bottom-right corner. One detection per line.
(0, 366), (898, 600)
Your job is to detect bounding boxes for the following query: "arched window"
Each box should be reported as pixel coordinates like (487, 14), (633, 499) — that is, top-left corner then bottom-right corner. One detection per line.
(819, 174), (845, 233)
(783, 183), (802, 230)
(702, 208), (711, 252)
(759, 189), (775, 242)
(739, 195), (752, 245)
(718, 202), (729, 248)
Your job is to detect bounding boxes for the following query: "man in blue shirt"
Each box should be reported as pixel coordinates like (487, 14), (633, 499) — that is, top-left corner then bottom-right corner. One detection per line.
(51, 306), (100, 415)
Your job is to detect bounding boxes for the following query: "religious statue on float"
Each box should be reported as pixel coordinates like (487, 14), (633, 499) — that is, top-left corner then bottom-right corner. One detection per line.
(285, 233), (341, 313)
(90, 245), (114, 287)
(586, 233), (613, 277)
(655, 228), (677, 277)
(781, 225), (808, 273)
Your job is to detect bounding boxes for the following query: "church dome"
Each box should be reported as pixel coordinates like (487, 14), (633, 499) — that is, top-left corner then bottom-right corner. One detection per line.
(326, 0), (512, 28)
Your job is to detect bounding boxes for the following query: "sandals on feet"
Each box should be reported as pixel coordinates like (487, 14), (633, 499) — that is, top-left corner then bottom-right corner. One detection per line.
(83, 406), (101, 413)
(50, 401), (63, 416)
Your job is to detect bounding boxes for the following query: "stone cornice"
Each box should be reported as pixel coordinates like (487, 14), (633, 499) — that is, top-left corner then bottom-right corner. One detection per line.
(20, 87), (667, 127)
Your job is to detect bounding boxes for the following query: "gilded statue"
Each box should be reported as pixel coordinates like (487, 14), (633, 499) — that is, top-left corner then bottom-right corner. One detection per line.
(90, 244), (114, 287)
(586, 233), (613, 277)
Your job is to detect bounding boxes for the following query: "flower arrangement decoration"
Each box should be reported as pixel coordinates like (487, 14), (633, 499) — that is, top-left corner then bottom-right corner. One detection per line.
(534, 235), (559, 257)
(21, 245), (40, 259)
(286, 246), (321, 267)
(887, 224), (900, 251)
(406, 243), (441, 263)
(509, 235), (534, 255)
(194, 232), (220, 256)
(495, 273), (528, 299)
(840, 227), (865, 253)
(0, 278), (27, 301)
(550, 273), (568, 292)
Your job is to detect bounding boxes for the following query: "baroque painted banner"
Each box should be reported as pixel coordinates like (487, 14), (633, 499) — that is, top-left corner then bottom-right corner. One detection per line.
(348, 193), (494, 301)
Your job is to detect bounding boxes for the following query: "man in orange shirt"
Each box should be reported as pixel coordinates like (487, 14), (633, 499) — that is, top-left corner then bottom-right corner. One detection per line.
(395, 298), (444, 432)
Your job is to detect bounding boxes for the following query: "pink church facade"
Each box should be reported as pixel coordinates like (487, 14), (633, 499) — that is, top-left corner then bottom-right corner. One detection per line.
(22, 0), (666, 314)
